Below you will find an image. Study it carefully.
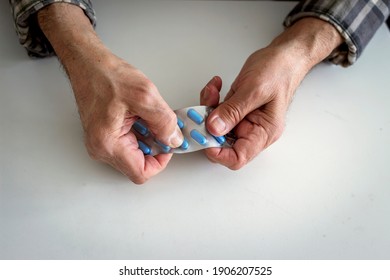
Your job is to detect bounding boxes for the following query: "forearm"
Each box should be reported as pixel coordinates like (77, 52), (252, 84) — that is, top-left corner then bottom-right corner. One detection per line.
(37, 3), (119, 122)
(37, 3), (109, 79)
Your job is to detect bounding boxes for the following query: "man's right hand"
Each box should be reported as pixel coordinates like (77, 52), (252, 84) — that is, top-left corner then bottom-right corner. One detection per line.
(38, 3), (183, 183)
(73, 54), (183, 184)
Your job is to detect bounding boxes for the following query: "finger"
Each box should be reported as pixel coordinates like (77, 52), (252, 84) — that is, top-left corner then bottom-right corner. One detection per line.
(204, 140), (254, 170)
(200, 76), (222, 107)
(204, 121), (265, 170)
(132, 85), (184, 148)
(112, 132), (173, 184)
(206, 84), (271, 136)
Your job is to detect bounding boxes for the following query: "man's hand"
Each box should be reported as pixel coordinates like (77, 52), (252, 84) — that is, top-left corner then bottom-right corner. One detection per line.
(38, 3), (183, 183)
(201, 18), (343, 169)
(72, 55), (183, 184)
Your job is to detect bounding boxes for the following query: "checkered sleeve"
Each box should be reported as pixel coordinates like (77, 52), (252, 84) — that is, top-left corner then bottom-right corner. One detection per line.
(284, 0), (390, 66)
(9, 0), (96, 57)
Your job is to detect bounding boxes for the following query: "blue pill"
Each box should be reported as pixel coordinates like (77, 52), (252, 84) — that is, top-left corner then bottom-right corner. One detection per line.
(137, 140), (151, 155)
(177, 117), (184, 129)
(212, 135), (226, 145)
(133, 121), (149, 136)
(187, 109), (204, 125)
(190, 129), (208, 146)
(180, 138), (189, 150)
(155, 140), (171, 153)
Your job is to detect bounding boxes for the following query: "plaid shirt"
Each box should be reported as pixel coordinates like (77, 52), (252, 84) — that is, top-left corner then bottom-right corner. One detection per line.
(9, 0), (390, 66)
(284, 0), (390, 66)
(9, 0), (96, 58)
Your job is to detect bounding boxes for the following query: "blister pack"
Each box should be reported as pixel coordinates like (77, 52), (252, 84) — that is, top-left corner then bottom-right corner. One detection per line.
(131, 105), (235, 156)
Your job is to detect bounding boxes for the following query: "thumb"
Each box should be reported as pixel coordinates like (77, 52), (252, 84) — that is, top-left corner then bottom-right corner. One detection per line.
(206, 88), (261, 136)
(134, 96), (183, 148)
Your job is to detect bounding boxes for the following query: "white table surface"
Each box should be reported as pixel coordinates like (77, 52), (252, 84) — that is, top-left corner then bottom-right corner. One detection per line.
(1, 0), (390, 260)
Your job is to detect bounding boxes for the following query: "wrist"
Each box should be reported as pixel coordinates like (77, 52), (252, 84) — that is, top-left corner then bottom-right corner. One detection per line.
(269, 17), (343, 73)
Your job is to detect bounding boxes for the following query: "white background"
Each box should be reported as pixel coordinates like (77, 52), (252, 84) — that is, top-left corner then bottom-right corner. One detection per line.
(1, 1), (390, 259)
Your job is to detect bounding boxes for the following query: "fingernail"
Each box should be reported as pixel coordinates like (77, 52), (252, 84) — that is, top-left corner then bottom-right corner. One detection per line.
(210, 116), (226, 135)
(169, 128), (184, 148)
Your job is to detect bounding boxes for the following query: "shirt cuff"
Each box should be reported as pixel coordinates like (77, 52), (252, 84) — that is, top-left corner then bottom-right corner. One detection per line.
(284, 1), (390, 67)
(284, 11), (356, 67)
(10, 0), (96, 58)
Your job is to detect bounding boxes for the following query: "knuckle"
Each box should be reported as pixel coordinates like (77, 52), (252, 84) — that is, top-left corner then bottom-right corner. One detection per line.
(235, 158), (247, 170)
(136, 80), (158, 103)
(273, 124), (284, 142)
(229, 164), (241, 171)
(147, 109), (178, 142)
(221, 101), (245, 125)
(127, 168), (149, 185)
(229, 154), (248, 170)
(131, 175), (148, 185)
(268, 119), (285, 144)
(155, 108), (176, 125)
(163, 111), (178, 128)
(143, 78), (157, 92)
(137, 90), (154, 106)
(258, 110), (285, 148)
